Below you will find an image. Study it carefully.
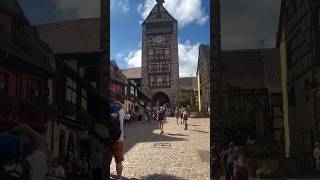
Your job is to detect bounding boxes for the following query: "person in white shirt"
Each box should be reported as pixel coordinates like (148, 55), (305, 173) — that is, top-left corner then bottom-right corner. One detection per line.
(108, 100), (125, 180)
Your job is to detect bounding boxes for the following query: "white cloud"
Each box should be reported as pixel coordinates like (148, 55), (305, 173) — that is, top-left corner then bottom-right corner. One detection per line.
(139, 0), (208, 28)
(111, 0), (129, 12)
(178, 41), (200, 77)
(54, 0), (100, 19)
(116, 53), (125, 60)
(124, 49), (142, 67)
(122, 41), (199, 77)
(137, 3), (143, 13)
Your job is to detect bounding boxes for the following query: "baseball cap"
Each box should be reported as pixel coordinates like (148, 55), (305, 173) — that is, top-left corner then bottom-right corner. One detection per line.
(0, 133), (21, 163)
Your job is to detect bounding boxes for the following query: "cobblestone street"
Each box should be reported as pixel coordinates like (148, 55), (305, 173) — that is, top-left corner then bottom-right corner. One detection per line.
(110, 117), (210, 180)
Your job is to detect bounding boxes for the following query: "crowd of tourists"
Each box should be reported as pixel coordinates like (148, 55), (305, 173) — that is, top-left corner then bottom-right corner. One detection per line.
(0, 100), (191, 180)
(211, 142), (249, 180)
(46, 149), (103, 180)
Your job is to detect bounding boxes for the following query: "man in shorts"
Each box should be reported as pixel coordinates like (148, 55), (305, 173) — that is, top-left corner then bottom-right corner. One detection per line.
(109, 101), (125, 180)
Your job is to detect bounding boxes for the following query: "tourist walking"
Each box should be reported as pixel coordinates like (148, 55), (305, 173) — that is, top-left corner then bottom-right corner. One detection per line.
(221, 142), (235, 180)
(158, 106), (166, 134)
(182, 108), (189, 130)
(211, 145), (222, 180)
(179, 107), (184, 124)
(234, 146), (248, 180)
(109, 100), (125, 180)
(175, 107), (180, 125)
(146, 110), (151, 124)
(90, 148), (103, 180)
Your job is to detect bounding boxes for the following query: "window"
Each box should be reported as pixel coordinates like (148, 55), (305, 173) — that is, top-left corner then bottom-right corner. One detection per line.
(130, 86), (135, 95)
(28, 78), (42, 97)
(0, 71), (8, 92)
(160, 62), (170, 73)
(81, 89), (87, 110)
(150, 75), (170, 88)
(66, 77), (77, 104)
(165, 48), (170, 55)
(149, 49), (154, 55)
(149, 63), (159, 73)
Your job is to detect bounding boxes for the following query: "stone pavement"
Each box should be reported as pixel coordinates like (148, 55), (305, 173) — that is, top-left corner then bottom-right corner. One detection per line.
(110, 117), (210, 180)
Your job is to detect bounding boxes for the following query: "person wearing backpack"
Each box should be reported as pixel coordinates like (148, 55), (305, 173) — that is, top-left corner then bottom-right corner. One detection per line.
(182, 108), (189, 130)
(0, 124), (48, 180)
(108, 100), (125, 180)
(158, 106), (166, 134)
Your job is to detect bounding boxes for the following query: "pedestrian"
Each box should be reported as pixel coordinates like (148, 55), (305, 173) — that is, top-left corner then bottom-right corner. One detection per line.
(90, 148), (103, 180)
(146, 110), (151, 124)
(158, 106), (166, 134)
(175, 107), (180, 125)
(234, 146), (248, 180)
(211, 145), (222, 180)
(0, 124), (48, 180)
(222, 142), (235, 180)
(109, 100), (125, 180)
(182, 108), (189, 130)
(314, 142), (320, 171)
(179, 107), (184, 124)
(139, 108), (142, 121)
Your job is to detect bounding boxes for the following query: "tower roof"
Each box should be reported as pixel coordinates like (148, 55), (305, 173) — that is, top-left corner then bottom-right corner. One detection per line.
(142, 1), (177, 25)
(156, 0), (165, 5)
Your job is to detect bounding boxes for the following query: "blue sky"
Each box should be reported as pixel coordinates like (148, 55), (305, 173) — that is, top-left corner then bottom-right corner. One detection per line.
(19, 0), (210, 77)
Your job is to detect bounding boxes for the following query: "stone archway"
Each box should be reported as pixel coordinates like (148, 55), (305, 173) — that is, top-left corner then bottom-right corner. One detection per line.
(151, 92), (170, 107)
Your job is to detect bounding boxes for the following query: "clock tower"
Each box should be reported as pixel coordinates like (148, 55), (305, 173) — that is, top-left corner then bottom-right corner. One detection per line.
(141, 0), (179, 107)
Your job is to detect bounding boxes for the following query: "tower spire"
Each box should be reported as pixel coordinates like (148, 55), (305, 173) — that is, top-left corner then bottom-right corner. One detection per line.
(156, 0), (164, 5)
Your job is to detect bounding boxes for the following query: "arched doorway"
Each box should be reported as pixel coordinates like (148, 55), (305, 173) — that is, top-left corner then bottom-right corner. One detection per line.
(151, 92), (170, 107)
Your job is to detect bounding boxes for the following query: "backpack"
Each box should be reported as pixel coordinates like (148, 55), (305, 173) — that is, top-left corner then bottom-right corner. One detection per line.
(0, 160), (30, 180)
(158, 110), (165, 120)
(183, 113), (188, 120)
(109, 111), (121, 144)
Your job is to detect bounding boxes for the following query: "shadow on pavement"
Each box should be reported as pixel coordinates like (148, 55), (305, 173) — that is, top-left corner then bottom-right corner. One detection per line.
(188, 129), (209, 133)
(123, 120), (187, 154)
(189, 124), (202, 126)
(166, 133), (189, 136)
(139, 173), (187, 180)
